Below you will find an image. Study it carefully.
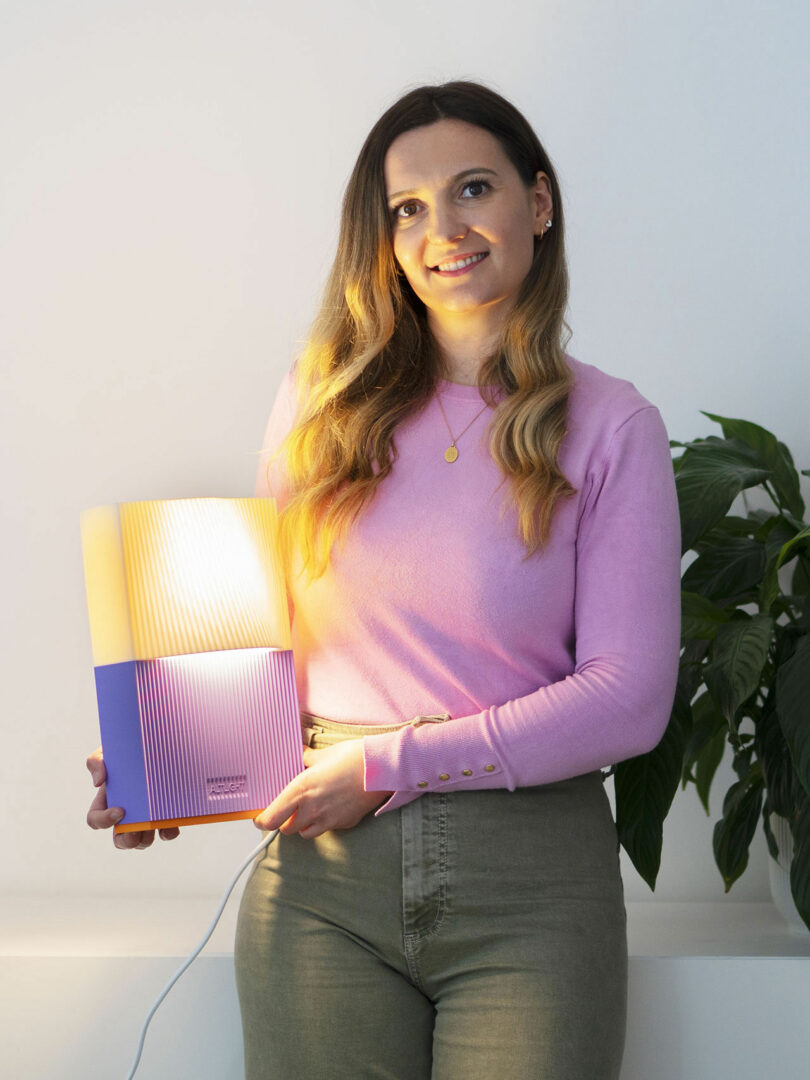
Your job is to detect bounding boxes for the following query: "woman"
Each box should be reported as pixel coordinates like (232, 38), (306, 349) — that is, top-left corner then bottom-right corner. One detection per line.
(88, 80), (681, 1078)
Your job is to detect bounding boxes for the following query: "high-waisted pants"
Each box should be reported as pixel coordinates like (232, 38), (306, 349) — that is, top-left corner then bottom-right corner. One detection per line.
(234, 714), (628, 1080)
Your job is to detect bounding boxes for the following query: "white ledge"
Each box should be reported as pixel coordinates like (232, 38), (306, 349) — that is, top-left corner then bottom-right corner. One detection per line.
(2, 896), (809, 959)
(625, 900), (810, 956)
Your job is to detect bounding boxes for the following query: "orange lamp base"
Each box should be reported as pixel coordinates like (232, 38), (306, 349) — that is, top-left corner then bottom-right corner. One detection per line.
(113, 809), (263, 834)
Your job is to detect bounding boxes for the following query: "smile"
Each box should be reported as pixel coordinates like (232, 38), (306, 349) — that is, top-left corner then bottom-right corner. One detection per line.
(431, 252), (489, 276)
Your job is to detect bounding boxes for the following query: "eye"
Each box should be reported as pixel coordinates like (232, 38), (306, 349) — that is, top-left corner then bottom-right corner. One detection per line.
(461, 178), (491, 198)
(391, 200), (419, 221)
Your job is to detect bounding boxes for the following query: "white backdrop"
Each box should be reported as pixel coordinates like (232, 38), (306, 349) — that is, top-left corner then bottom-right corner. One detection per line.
(2, 0), (808, 909)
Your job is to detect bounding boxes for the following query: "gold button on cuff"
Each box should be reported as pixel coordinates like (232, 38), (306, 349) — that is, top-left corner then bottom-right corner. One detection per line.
(417, 780), (428, 789)
(439, 772), (450, 781)
(461, 769), (472, 776)
(484, 764), (496, 773)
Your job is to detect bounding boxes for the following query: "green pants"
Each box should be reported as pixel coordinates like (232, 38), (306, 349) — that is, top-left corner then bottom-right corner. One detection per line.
(235, 718), (628, 1079)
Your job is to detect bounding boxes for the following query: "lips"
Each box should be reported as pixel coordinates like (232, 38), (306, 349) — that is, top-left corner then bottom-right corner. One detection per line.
(430, 252), (489, 274)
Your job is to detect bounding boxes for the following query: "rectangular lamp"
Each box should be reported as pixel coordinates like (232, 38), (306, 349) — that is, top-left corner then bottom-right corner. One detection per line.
(80, 497), (303, 835)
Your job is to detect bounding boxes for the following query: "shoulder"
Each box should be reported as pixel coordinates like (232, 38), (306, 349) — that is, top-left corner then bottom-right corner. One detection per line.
(255, 364), (301, 499)
(562, 354), (668, 473)
(566, 354), (659, 423)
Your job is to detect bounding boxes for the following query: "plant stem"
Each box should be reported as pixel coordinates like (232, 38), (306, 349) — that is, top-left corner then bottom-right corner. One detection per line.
(762, 480), (783, 513)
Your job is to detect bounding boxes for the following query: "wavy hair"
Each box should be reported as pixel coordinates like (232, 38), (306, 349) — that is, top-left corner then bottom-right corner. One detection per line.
(273, 79), (576, 580)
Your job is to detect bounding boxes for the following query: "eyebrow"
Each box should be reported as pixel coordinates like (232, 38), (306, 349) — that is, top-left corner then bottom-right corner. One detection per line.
(386, 167), (498, 203)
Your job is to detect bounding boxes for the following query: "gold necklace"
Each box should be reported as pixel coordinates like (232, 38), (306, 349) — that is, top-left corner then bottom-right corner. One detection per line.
(435, 389), (490, 463)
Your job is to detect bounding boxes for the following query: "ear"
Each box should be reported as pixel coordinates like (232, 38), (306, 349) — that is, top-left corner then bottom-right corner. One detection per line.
(531, 171), (554, 236)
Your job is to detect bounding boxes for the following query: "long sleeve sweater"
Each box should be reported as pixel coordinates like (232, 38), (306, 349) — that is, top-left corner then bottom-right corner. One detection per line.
(255, 355), (682, 815)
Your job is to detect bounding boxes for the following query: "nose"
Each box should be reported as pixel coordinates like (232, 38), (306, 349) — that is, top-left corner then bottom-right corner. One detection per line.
(426, 200), (467, 244)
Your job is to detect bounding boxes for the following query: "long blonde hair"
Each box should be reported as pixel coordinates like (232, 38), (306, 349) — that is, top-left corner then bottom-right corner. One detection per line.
(274, 80), (576, 580)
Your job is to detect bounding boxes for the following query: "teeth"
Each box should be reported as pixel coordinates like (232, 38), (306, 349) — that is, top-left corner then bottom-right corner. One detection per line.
(436, 252), (487, 273)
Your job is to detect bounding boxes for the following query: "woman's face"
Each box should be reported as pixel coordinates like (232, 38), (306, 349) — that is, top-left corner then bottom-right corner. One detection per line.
(384, 119), (552, 329)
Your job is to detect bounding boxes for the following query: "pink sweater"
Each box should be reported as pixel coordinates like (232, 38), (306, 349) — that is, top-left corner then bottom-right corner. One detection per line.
(255, 356), (682, 815)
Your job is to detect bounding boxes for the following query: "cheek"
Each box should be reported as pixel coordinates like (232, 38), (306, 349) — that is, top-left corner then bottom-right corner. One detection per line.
(501, 219), (536, 277)
(393, 232), (419, 272)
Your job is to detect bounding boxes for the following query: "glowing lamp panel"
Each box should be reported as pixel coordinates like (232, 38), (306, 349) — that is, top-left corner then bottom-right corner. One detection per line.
(97, 648), (302, 829)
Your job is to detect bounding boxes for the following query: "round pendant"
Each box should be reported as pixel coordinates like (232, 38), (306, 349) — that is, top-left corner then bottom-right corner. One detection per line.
(444, 445), (459, 463)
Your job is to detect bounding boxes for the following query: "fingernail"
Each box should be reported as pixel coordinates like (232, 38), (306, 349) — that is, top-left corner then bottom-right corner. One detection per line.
(110, 809), (124, 823)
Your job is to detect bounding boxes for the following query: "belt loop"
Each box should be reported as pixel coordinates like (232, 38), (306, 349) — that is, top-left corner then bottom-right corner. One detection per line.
(300, 715), (325, 747)
(409, 712), (451, 727)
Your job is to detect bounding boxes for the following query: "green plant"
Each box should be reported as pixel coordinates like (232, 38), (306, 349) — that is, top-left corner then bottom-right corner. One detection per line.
(614, 412), (810, 928)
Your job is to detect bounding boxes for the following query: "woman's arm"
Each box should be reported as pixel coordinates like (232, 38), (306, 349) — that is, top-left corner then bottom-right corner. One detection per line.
(362, 405), (682, 813)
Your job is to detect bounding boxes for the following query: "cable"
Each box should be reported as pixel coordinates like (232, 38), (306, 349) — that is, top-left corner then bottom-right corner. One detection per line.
(125, 828), (279, 1080)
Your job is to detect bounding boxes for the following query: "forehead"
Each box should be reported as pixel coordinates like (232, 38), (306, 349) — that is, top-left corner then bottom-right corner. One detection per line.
(384, 118), (512, 194)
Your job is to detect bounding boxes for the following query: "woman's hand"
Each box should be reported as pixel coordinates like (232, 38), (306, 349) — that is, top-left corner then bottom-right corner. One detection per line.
(254, 739), (392, 840)
(86, 747), (180, 850)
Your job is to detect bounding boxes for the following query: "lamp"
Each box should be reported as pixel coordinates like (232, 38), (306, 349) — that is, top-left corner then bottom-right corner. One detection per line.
(80, 497), (303, 835)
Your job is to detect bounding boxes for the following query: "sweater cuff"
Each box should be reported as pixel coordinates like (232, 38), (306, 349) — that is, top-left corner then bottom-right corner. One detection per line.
(361, 719), (509, 798)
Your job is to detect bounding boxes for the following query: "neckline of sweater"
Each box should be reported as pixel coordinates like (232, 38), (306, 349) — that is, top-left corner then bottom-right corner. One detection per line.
(435, 377), (498, 403)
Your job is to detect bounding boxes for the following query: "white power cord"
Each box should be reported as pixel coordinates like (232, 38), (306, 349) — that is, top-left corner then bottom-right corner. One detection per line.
(125, 828), (279, 1080)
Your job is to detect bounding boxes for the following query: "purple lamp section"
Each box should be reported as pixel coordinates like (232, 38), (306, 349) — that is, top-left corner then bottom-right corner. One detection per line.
(137, 648), (301, 820)
(93, 648), (303, 826)
(94, 661), (150, 823)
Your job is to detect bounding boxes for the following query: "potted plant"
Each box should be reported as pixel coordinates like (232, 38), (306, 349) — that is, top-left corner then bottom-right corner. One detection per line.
(613, 412), (810, 929)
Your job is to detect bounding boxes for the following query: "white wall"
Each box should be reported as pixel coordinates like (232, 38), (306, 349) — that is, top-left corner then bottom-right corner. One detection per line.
(2, 0), (808, 910)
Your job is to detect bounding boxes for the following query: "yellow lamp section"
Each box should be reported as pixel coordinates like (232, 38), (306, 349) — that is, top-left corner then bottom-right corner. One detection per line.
(80, 504), (135, 667)
(81, 498), (291, 664)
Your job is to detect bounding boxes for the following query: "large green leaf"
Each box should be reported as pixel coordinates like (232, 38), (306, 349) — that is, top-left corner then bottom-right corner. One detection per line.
(681, 537), (766, 602)
(679, 638), (712, 698)
(682, 692), (728, 812)
(775, 526), (810, 571)
(757, 522), (808, 613)
(683, 692), (726, 767)
(615, 687), (689, 890)
(675, 440), (770, 552)
(758, 559), (781, 615)
(713, 769), (764, 890)
(775, 635), (810, 799)
(756, 681), (799, 819)
(704, 615), (773, 734)
(755, 515), (803, 561)
(696, 727), (728, 814)
(680, 591), (730, 641)
(702, 515), (761, 540)
(732, 746), (754, 782)
(701, 412), (805, 519)
(761, 793), (780, 860)
(789, 786), (810, 931)
(792, 555), (810, 598)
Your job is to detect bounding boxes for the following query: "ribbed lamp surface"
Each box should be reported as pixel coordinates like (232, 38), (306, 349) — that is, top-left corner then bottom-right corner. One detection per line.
(120, 498), (289, 659)
(81, 497), (303, 831)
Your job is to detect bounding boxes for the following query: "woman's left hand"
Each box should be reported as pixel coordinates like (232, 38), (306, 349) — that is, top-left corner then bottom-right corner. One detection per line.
(253, 739), (392, 839)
